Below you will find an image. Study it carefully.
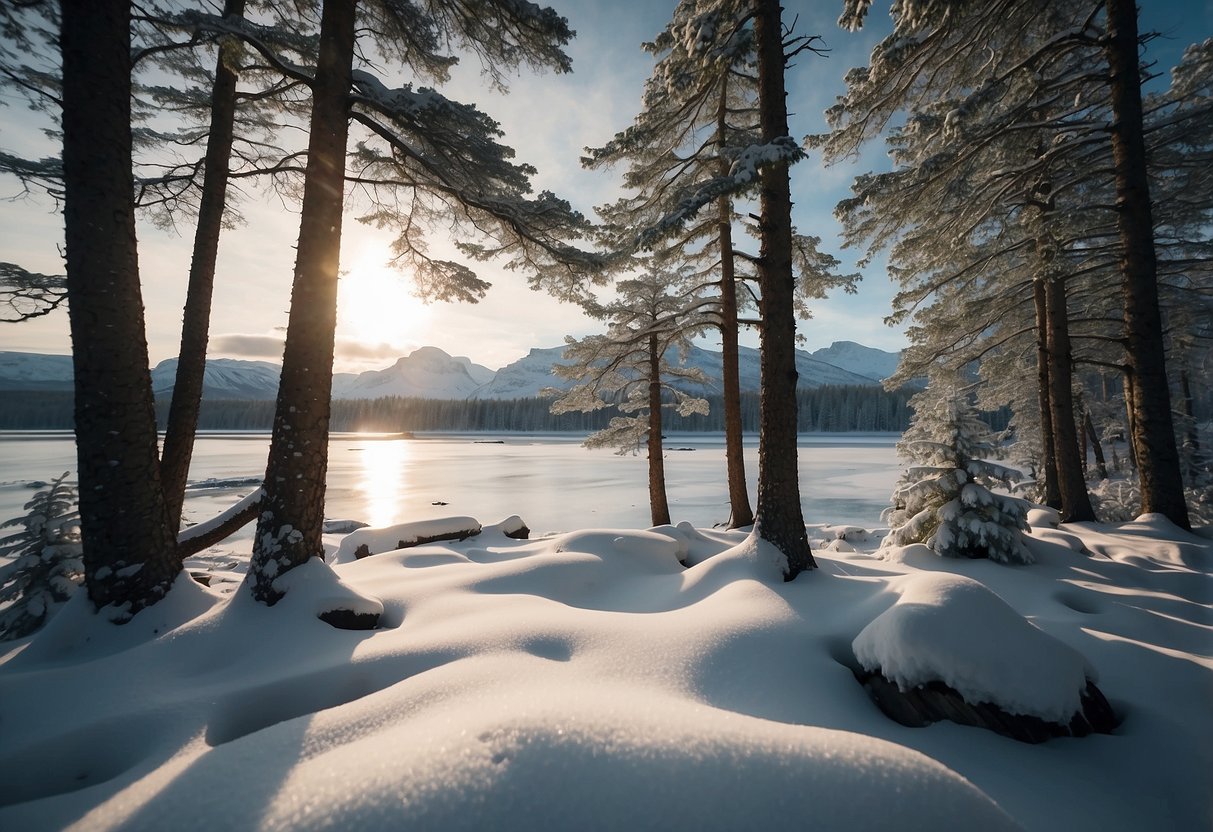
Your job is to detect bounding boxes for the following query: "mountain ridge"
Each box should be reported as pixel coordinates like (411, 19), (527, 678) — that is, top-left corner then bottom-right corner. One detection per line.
(0, 340), (902, 400)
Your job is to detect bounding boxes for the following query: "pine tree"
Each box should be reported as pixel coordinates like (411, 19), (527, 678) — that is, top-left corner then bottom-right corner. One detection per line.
(0, 474), (83, 641)
(247, 0), (588, 604)
(883, 381), (1031, 564)
(59, 0), (183, 617)
(819, 0), (1204, 529)
(149, 1), (313, 534)
(584, 0), (761, 528)
(750, 0), (816, 577)
(549, 270), (712, 526)
(1, 3), (313, 550)
(585, 1), (857, 530)
(246, 0), (356, 604)
(1103, 0), (1195, 529)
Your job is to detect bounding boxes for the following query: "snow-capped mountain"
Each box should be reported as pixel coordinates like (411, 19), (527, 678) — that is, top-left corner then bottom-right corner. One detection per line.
(471, 343), (881, 400)
(0, 342), (898, 401)
(806, 341), (901, 382)
(150, 357), (282, 400)
(331, 346), (493, 400)
(0, 352), (74, 391)
(470, 346), (570, 399)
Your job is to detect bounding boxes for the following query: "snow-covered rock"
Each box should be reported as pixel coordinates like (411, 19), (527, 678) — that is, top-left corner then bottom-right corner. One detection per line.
(853, 573), (1094, 723)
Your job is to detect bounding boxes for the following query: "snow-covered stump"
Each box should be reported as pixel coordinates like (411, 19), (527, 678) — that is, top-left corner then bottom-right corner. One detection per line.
(332, 516), (529, 564)
(336, 517), (484, 562)
(850, 573), (1116, 743)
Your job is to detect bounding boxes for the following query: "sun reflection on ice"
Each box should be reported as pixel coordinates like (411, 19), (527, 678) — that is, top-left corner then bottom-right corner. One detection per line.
(358, 437), (413, 528)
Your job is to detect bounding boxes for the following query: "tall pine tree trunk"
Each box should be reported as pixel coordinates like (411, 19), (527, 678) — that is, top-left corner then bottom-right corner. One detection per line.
(753, 0), (814, 578)
(1044, 276), (1096, 522)
(1032, 278), (1062, 508)
(717, 77), (753, 529)
(1122, 370), (1139, 470)
(1104, 0), (1189, 529)
(1178, 367), (1199, 486)
(1085, 411), (1109, 481)
(60, 0), (181, 615)
(161, 0), (247, 532)
(647, 333), (671, 526)
(249, 0), (356, 603)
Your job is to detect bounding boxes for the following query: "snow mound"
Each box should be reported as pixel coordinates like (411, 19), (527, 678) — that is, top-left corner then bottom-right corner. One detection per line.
(853, 573), (1093, 723)
(269, 557), (383, 621)
(2, 519), (1209, 830)
(69, 685), (1020, 832)
(8, 572), (220, 669)
(1025, 507), (1060, 529)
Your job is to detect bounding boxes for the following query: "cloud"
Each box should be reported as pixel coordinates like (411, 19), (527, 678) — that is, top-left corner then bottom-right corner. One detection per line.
(211, 333), (286, 359)
(335, 338), (419, 362)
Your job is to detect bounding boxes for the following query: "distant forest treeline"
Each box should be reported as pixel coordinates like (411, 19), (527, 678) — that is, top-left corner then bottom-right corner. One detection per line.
(0, 386), (944, 433)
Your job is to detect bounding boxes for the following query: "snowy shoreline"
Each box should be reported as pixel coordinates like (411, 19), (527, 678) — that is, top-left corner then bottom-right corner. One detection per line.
(1, 510), (1209, 830)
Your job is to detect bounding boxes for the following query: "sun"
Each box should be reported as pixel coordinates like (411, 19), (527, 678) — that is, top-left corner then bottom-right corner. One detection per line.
(336, 251), (432, 349)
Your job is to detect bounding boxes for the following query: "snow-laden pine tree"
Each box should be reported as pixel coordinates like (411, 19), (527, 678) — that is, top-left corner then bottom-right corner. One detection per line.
(245, 0), (598, 604)
(612, 0), (842, 576)
(584, 0), (760, 529)
(818, 0), (1204, 529)
(0, 474), (83, 641)
(549, 270), (711, 527)
(585, 0), (857, 530)
(883, 381), (1031, 564)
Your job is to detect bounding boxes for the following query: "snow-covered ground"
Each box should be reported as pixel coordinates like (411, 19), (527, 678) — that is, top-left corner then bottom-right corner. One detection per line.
(0, 508), (1208, 831)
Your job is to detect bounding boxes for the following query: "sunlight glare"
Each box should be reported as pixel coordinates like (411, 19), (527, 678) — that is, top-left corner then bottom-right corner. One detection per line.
(338, 252), (431, 348)
(358, 438), (414, 528)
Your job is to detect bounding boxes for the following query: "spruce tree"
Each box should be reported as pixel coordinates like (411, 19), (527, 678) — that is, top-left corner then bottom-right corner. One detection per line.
(0, 474), (83, 640)
(883, 381), (1031, 564)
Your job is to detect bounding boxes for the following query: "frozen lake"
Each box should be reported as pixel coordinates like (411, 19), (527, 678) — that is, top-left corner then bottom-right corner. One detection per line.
(0, 431), (903, 551)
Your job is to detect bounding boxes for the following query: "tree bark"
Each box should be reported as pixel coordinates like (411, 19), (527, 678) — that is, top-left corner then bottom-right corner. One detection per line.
(60, 0), (181, 615)
(1085, 411), (1108, 481)
(161, 0), (247, 533)
(752, 0), (814, 578)
(1104, 0), (1190, 528)
(1031, 279), (1062, 508)
(1178, 367), (1199, 487)
(249, 0), (356, 603)
(717, 76), (753, 529)
(1043, 276), (1096, 522)
(647, 333), (671, 526)
(1123, 369), (1138, 470)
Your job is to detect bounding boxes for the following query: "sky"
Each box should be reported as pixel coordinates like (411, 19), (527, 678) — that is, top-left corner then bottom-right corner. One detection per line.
(0, 0), (1207, 373)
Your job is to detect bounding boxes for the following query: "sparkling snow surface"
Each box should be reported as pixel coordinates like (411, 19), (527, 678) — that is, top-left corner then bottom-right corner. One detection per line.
(0, 510), (1209, 831)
